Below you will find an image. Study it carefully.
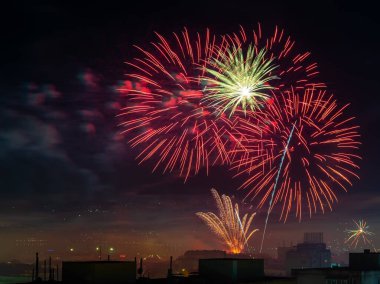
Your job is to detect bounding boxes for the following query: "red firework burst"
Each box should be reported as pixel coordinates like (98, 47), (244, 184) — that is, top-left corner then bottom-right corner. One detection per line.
(232, 88), (361, 221)
(118, 28), (242, 180)
(227, 24), (326, 91)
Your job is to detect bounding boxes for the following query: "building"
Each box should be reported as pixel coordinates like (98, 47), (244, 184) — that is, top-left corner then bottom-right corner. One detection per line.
(349, 249), (380, 270)
(293, 249), (380, 284)
(62, 260), (136, 284)
(303, 232), (324, 244)
(140, 254), (168, 278)
(175, 250), (227, 273)
(277, 246), (294, 265)
(199, 258), (264, 283)
(284, 232), (331, 274)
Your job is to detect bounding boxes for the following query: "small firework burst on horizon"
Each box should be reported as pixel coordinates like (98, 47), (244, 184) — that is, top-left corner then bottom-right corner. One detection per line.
(345, 219), (374, 249)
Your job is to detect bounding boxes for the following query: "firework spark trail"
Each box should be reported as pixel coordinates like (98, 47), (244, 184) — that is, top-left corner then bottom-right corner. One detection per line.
(197, 189), (258, 254)
(235, 209), (249, 246)
(259, 122), (296, 253)
(371, 243), (378, 253)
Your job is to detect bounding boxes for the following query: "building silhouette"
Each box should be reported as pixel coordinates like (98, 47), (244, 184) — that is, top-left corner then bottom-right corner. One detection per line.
(199, 258), (264, 283)
(27, 243), (380, 284)
(278, 232), (331, 274)
(62, 260), (136, 284)
(293, 249), (380, 284)
(175, 250), (227, 274)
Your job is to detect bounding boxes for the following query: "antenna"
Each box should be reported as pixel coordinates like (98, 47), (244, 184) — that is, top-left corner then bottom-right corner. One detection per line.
(35, 252), (39, 281)
(137, 258), (143, 278)
(167, 256), (173, 278)
(44, 259), (46, 281)
(56, 263), (59, 281)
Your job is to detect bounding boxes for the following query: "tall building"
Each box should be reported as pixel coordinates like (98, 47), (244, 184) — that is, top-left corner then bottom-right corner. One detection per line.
(303, 232), (324, 244)
(284, 232), (331, 274)
(277, 246), (294, 264)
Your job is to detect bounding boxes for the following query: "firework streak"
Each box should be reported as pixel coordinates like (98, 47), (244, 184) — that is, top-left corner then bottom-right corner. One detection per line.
(259, 122), (296, 252)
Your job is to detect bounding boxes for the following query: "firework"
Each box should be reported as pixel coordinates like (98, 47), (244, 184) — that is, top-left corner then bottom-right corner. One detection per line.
(118, 28), (242, 181)
(229, 25), (325, 91)
(201, 24), (325, 117)
(232, 88), (361, 222)
(345, 220), (374, 248)
(118, 25), (326, 180)
(202, 45), (278, 116)
(196, 188), (258, 254)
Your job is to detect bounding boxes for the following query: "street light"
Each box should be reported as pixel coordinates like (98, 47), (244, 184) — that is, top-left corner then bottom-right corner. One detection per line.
(107, 247), (114, 261)
(96, 246), (102, 260)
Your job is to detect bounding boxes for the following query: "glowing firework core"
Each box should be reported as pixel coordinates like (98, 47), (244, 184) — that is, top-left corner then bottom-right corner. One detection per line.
(202, 45), (278, 116)
(239, 86), (252, 97)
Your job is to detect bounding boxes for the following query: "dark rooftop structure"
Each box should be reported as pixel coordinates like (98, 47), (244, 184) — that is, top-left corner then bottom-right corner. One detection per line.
(292, 249), (380, 284)
(175, 250), (227, 273)
(349, 249), (380, 270)
(62, 260), (136, 284)
(199, 258), (264, 283)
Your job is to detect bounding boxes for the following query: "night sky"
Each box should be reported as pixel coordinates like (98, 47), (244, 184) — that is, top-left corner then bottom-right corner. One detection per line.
(1, 1), (380, 263)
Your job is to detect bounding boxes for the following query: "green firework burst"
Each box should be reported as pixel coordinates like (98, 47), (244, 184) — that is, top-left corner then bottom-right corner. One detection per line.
(202, 45), (279, 117)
